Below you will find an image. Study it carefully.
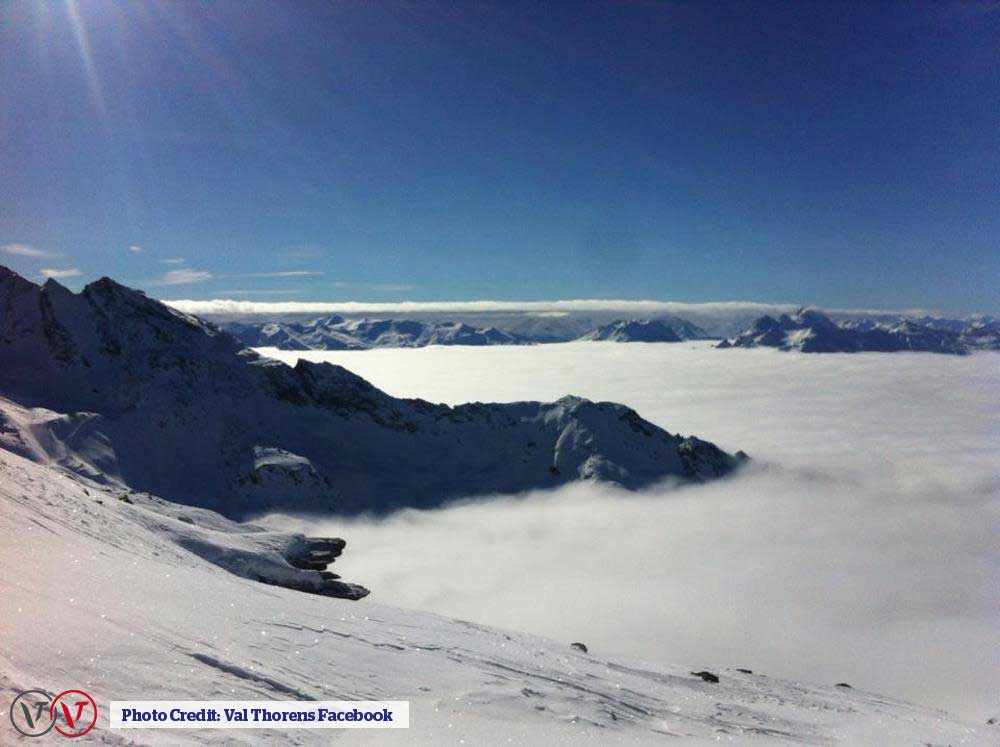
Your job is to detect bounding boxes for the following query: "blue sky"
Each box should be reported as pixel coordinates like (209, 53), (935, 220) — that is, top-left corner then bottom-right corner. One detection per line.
(1, 0), (997, 314)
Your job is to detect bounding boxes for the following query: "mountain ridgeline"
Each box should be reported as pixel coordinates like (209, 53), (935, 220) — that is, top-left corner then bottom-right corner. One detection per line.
(0, 267), (746, 517)
(226, 316), (523, 350)
(579, 319), (683, 343)
(716, 309), (998, 354)
(219, 309), (997, 354)
(223, 315), (710, 350)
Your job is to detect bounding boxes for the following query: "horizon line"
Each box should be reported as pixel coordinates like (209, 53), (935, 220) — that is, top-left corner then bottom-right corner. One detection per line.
(161, 298), (944, 319)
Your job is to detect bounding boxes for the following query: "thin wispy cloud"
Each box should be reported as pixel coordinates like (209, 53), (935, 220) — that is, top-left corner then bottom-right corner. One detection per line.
(275, 245), (325, 265)
(218, 289), (307, 296)
(2, 243), (51, 258)
(154, 269), (214, 286)
(152, 268), (324, 286)
(159, 258), (186, 265)
(331, 281), (416, 292)
(163, 298), (932, 318)
(127, 245), (144, 254)
(39, 268), (81, 279)
(224, 271), (324, 279)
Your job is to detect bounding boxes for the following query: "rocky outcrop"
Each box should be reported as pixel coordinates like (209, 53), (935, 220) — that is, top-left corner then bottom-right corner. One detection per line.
(279, 536), (369, 600)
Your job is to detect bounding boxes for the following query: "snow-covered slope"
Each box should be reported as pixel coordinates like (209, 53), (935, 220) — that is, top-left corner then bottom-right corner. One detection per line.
(957, 318), (1000, 350)
(578, 319), (682, 343)
(226, 316), (368, 351)
(657, 316), (711, 340)
(0, 446), (989, 745)
(0, 267), (744, 516)
(718, 309), (971, 354)
(225, 316), (522, 350)
(338, 318), (521, 348)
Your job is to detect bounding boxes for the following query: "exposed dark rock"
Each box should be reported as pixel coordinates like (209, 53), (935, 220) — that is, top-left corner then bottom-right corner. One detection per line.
(835, 683), (853, 689)
(285, 537), (346, 570)
(258, 574), (369, 601)
(691, 670), (719, 683)
(570, 642), (588, 653)
(280, 536), (367, 600)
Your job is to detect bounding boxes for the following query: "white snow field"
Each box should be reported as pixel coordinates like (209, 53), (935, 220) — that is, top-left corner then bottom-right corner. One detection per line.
(0, 446), (990, 745)
(259, 342), (1000, 727)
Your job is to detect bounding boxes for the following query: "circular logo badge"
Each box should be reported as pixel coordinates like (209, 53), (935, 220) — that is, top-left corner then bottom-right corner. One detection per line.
(9, 689), (56, 737)
(50, 690), (98, 738)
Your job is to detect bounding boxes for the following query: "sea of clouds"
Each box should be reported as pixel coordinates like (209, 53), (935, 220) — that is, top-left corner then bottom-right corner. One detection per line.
(262, 342), (999, 721)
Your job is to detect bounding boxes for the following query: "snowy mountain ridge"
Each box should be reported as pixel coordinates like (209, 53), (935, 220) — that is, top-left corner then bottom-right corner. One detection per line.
(717, 308), (995, 354)
(226, 315), (523, 350)
(223, 314), (709, 350)
(577, 319), (683, 343)
(0, 266), (744, 516)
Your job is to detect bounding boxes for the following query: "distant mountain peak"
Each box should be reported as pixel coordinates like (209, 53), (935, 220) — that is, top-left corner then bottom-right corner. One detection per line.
(718, 309), (983, 354)
(579, 319), (682, 343)
(577, 317), (709, 343)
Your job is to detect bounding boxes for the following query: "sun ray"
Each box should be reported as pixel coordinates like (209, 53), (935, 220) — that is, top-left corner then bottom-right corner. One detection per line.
(64, 0), (110, 131)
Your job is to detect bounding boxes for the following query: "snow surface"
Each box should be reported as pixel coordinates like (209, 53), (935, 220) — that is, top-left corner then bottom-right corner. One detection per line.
(0, 447), (990, 745)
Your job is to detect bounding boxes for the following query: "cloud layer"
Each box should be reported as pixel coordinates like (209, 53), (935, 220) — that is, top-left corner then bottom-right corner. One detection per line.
(164, 297), (933, 319)
(263, 342), (999, 721)
(39, 268), (81, 279)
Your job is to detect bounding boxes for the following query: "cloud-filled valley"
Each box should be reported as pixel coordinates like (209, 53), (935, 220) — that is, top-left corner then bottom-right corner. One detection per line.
(262, 342), (999, 721)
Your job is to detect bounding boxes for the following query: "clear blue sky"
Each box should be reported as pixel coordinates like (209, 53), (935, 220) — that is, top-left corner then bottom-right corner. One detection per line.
(1, 1), (997, 314)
